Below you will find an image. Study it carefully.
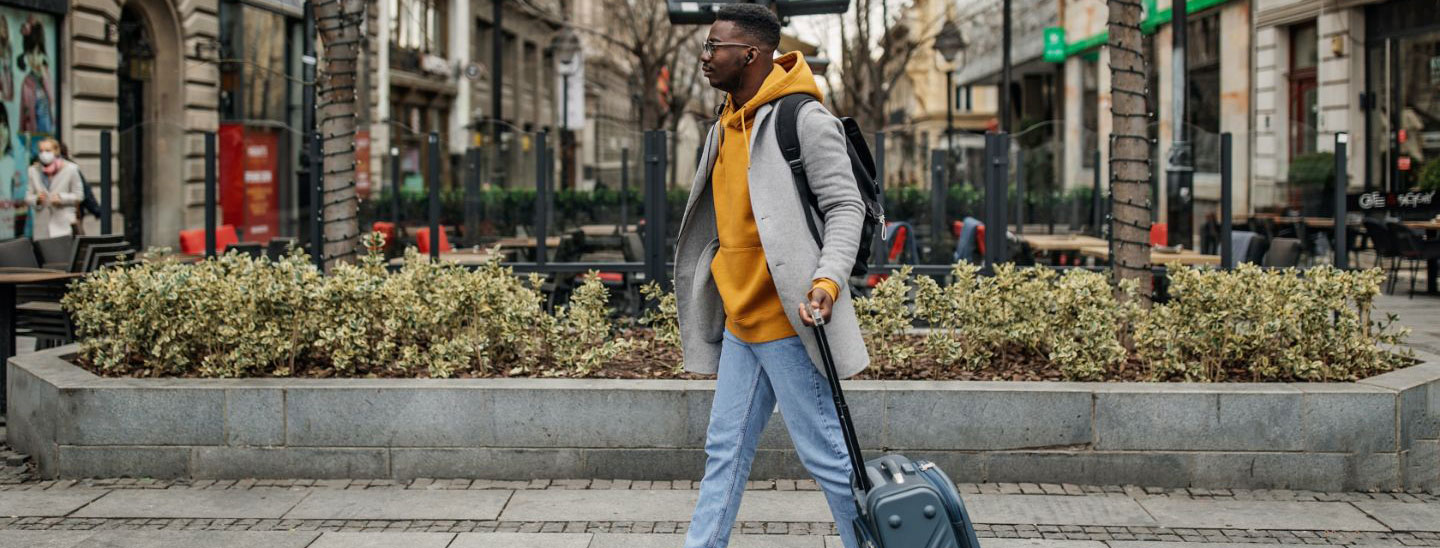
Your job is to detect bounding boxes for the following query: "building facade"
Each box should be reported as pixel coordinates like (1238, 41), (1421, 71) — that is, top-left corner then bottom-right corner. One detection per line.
(1253, 0), (1439, 210)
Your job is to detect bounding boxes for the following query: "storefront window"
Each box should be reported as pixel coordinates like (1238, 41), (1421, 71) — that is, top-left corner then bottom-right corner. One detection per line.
(1367, 0), (1440, 193)
(1188, 9), (1221, 173)
(1289, 22), (1318, 160)
(218, 1), (302, 243)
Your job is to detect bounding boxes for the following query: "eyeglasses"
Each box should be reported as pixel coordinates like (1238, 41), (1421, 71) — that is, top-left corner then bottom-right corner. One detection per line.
(702, 41), (754, 56)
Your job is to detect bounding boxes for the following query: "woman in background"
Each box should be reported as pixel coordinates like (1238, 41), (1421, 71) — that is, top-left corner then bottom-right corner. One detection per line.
(25, 137), (81, 238)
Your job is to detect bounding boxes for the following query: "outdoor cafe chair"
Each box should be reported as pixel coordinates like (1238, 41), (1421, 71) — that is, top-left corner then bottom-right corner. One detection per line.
(1262, 238), (1303, 268)
(33, 235), (73, 271)
(179, 225), (239, 255)
(0, 238), (39, 268)
(1362, 218), (1402, 294)
(1386, 221), (1440, 299)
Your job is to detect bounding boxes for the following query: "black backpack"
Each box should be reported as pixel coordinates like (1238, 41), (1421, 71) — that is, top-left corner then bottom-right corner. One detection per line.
(774, 94), (884, 278)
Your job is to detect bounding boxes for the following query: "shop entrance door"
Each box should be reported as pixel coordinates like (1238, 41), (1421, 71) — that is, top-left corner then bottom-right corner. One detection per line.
(1368, 30), (1440, 193)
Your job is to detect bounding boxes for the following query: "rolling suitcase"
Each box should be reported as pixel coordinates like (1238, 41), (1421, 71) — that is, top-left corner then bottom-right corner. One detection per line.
(808, 305), (982, 548)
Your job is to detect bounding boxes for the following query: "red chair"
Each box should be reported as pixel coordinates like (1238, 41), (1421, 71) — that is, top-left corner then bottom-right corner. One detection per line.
(372, 222), (397, 249)
(414, 227), (453, 254)
(866, 223), (912, 287)
(1150, 223), (1168, 247)
(975, 224), (987, 256)
(179, 225), (239, 255)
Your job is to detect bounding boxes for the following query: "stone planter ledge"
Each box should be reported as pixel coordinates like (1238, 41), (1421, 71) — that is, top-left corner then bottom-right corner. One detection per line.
(7, 345), (1438, 491)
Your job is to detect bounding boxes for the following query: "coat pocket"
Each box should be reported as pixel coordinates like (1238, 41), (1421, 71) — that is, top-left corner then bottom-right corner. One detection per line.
(692, 239), (725, 343)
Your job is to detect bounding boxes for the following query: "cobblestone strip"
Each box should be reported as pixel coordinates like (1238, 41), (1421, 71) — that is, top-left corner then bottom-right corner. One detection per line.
(0, 518), (1438, 545)
(2, 477), (1435, 503)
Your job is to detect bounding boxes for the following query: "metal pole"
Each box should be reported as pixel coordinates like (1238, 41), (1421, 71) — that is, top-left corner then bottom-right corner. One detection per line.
(303, 0), (321, 272)
(1015, 147), (1025, 234)
(946, 70), (955, 170)
(1092, 150), (1102, 237)
(873, 132), (886, 269)
(1221, 133), (1234, 268)
(390, 147), (402, 226)
(1334, 133), (1349, 270)
(1001, 0), (1012, 133)
(464, 147), (481, 247)
(643, 130), (669, 291)
(984, 132), (1010, 272)
(619, 147), (629, 233)
(427, 132), (441, 261)
(561, 74), (570, 190)
(100, 130), (112, 235)
(204, 131), (217, 258)
(930, 149), (946, 264)
(491, 0), (504, 188)
(1167, 0), (1193, 248)
(534, 131), (549, 267)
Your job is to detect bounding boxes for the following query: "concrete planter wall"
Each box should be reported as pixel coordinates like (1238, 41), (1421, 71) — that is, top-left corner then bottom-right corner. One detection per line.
(8, 345), (1439, 491)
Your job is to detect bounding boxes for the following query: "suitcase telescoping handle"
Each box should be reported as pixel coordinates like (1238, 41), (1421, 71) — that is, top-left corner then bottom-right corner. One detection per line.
(808, 305), (872, 492)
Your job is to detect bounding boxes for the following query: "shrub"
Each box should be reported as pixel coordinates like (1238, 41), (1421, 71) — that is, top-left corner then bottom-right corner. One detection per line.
(65, 249), (1408, 382)
(547, 273), (633, 375)
(854, 266), (918, 368)
(910, 264), (1135, 380)
(1419, 158), (1440, 192)
(64, 250), (322, 377)
(1134, 264), (1410, 381)
(1288, 152), (1335, 187)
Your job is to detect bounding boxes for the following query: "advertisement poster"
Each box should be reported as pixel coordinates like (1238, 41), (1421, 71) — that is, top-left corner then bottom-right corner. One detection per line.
(219, 124), (280, 243)
(0, 8), (57, 238)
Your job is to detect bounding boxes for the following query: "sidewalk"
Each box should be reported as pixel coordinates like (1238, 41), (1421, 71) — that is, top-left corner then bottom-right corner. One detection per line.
(0, 478), (1437, 547)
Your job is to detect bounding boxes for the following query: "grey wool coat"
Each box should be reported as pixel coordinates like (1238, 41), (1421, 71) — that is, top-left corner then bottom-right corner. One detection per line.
(673, 99), (871, 380)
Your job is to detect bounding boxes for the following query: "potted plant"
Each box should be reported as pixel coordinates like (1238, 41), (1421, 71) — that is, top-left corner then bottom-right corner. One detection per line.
(1287, 152), (1335, 216)
(1419, 158), (1440, 192)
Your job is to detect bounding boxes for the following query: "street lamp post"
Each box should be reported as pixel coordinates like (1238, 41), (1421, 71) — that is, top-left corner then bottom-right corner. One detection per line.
(933, 20), (966, 264)
(552, 29), (582, 190)
(933, 20), (966, 160)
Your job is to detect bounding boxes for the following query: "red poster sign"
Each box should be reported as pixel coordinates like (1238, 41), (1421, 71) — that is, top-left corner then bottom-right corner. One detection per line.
(219, 124), (281, 243)
(1399, 156), (1413, 171)
(355, 130), (372, 199)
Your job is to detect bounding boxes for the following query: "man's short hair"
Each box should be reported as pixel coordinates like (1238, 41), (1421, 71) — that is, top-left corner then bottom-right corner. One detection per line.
(714, 3), (781, 51)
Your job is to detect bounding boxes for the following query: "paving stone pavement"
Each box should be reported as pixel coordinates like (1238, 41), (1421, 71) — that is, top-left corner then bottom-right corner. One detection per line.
(0, 478), (1435, 547)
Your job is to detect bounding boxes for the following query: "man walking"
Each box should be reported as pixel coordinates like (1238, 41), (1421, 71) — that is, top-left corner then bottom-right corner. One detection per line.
(674, 5), (870, 548)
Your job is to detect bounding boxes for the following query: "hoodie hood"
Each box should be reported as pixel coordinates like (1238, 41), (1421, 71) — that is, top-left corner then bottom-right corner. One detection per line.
(720, 51), (823, 132)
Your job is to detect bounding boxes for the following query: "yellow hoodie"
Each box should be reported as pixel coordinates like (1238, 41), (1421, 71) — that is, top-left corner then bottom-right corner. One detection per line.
(711, 52), (838, 343)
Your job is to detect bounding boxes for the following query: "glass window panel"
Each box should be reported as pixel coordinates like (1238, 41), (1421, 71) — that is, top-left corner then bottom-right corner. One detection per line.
(1293, 24), (1318, 71)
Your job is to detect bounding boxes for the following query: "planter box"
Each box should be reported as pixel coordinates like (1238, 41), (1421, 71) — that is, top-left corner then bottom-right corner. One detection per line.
(8, 346), (1439, 491)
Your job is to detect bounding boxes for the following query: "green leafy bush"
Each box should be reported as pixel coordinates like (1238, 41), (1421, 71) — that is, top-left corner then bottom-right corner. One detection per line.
(1135, 264), (1409, 381)
(1419, 158), (1440, 192)
(64, 241), (634, 378)
(850, 264), (1406, 382)
(1288, 152), (1335, 187)
(65, 246), (1409, 382)
(911, 264), (1136, 380)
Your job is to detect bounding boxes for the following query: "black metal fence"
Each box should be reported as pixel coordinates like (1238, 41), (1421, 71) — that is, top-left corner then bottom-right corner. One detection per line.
(90, 128), (1373, 302)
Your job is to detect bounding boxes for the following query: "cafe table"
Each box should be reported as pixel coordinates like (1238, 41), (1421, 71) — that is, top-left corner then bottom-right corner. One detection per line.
(0, 267), (83, 410)
(1079, 245), (1222, 266)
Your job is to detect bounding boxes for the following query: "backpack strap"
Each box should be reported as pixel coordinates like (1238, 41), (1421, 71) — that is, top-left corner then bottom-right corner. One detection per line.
(775, 94), (824, 248)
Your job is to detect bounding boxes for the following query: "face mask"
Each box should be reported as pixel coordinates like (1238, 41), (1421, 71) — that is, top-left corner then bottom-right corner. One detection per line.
(38, 152), (54, 165)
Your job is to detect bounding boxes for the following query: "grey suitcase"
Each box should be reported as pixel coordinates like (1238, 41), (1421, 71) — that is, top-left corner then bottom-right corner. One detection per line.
(808, 306), (981, 548)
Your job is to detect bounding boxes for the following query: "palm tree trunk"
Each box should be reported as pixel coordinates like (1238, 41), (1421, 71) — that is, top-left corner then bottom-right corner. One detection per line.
(314, 0), (365, 268)
(1107, 0), (1152, 304)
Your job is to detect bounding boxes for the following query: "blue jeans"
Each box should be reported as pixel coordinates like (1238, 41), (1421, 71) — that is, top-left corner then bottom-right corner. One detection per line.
(685, 330), (860, 548)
